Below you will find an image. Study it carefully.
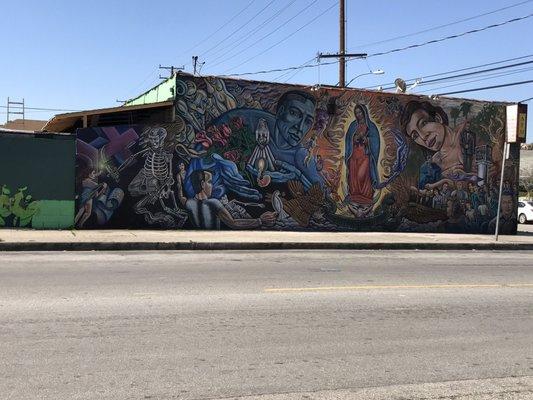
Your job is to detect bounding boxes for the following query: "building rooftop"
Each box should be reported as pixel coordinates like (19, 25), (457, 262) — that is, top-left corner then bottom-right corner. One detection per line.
(0, 119), (47, 132)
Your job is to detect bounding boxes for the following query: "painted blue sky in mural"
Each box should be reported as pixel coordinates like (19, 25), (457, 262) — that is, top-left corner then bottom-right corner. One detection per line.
(1, 0), (532, 140)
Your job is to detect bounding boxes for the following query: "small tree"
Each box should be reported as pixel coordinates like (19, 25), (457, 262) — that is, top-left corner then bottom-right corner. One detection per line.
(460, 102), (473, 120)
(519, 166), (533, 199)
(450, 107), (460, 127)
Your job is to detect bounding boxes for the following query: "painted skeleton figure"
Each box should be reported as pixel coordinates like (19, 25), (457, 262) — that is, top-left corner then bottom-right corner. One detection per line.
(121, 127), (187, 227)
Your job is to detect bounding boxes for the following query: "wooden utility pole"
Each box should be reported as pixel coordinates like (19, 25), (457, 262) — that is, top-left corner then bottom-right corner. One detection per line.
(318, 1), (367, 87)
(339, 0), (346, 87)
(158, 64), (184, 80)
(317, 0), (366, 86)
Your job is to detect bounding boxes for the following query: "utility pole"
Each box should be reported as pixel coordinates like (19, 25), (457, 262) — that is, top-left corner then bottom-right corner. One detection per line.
(6, 97), (25, 123)
(317, 53), (367, 86)
(192, 56), (205, 76)
(158, 64), (184, 80)
(317, 0), (367, 87)
(192, 56), (199, 75)
(339, 0), (346, 87)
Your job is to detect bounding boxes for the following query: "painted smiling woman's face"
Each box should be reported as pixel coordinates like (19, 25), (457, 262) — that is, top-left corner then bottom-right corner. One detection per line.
(405, 109), (447, 152)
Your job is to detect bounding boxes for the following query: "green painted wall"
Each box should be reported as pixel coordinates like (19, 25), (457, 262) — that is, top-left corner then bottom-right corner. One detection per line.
(0, 132), (76, 229)
(125, 76), (175, 106)
(31, 200), (75, 229)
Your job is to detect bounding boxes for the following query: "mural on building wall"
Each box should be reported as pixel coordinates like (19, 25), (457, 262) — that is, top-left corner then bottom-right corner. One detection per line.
(0, 185), (40, 227)
(75, 76), (518, 233)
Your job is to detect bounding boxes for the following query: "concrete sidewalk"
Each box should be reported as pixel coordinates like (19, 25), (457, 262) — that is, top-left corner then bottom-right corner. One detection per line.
(1, 228), (533, 251)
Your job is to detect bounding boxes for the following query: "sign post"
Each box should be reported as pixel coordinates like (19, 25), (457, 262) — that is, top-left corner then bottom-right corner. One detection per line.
(494, 142), (509, 242)
(495, 104), (527, 240)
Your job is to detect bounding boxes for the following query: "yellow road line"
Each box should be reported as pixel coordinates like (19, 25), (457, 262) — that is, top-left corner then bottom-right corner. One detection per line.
(264, 283), (533, 293)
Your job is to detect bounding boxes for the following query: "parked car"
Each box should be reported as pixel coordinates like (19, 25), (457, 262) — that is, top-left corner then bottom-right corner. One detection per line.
(517, 201), (533, 223)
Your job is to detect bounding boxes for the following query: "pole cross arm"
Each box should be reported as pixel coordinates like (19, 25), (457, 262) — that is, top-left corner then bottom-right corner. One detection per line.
(317, 53), (367, 60)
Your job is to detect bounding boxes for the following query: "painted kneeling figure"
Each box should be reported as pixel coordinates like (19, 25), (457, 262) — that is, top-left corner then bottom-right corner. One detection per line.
(176, 169), (276, 230)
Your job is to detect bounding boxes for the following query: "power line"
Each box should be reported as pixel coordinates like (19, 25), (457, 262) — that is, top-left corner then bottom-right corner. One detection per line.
(221, 1), (338, 75)
(274, 56), (317, 81)
(200, 0), (277, 58)
(127, 75), (163, 101)
(221, 57), (338, 77)
(222, 13), (533, 78)
(180, 0), (256, 60)
(521, 96), (533, 102)
(0, 110), (58, 114)
(365, 54), (533, 89)
(126, 67), (159, 99)
(437, 79), (533, 96)
(416, 66), (533, 94)
(208, 0), (318, 70)
(0, 105), (80, 112)
(366, 13), (533, 58)
(206, 0), (300, 65)
(379, 59), (533, 91)
(350, 0), (533, 50)
(0, 109), (70, 116)
(420, 65), (533, 88)
(282, 67), (309, 83)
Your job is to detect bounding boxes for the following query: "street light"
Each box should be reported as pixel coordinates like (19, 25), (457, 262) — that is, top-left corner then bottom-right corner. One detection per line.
(346, 69), (384, 87)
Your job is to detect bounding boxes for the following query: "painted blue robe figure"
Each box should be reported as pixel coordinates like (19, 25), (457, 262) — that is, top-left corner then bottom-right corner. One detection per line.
(344, 104), (380, 204)
(418, 155), (442, 189)
(204, 91), (323, 191)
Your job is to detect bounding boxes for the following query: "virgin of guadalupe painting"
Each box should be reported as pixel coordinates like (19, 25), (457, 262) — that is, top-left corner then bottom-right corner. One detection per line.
(344, 104), (380, 205)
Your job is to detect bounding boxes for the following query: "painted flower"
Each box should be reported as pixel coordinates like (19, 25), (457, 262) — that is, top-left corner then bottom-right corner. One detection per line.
(212, 124), (232, 147)
(313, 109), (329, 133)
(230, 116), (245, 130)
(194, 131), (213, 149)
(220, 124), (232, 138)
(223, 149), (242, 163)
(206, 125), (218, 135)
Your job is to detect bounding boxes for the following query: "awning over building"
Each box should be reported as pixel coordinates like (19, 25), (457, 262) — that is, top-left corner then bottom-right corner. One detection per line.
(43, 101), (174, 133)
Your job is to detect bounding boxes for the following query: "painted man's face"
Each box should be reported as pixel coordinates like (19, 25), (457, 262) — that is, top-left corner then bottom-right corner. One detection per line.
(201, 172), (213, 198)
(276, 96), (315, 148)
(405, 109), (447, 151)
(501, 194), (513, 218)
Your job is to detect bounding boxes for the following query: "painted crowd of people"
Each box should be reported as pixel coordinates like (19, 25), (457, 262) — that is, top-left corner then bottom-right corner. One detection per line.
(74, 77), (516, 234)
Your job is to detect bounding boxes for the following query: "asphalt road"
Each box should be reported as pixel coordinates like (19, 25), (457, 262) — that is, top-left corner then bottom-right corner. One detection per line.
(1, 250), (532, 399)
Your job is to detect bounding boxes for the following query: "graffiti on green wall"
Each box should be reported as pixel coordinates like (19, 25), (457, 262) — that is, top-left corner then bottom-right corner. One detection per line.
(0, 185), (40, 227)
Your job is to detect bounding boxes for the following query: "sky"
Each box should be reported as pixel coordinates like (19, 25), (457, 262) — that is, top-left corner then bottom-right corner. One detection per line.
(1, 0), (532, 140)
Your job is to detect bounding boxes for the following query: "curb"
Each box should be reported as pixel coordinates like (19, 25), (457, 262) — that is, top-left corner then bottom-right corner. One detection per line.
(1, 241), (533, 251)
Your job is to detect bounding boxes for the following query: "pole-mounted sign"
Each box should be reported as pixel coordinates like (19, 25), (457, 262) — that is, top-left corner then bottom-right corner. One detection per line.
(506, 103), (528, 143)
